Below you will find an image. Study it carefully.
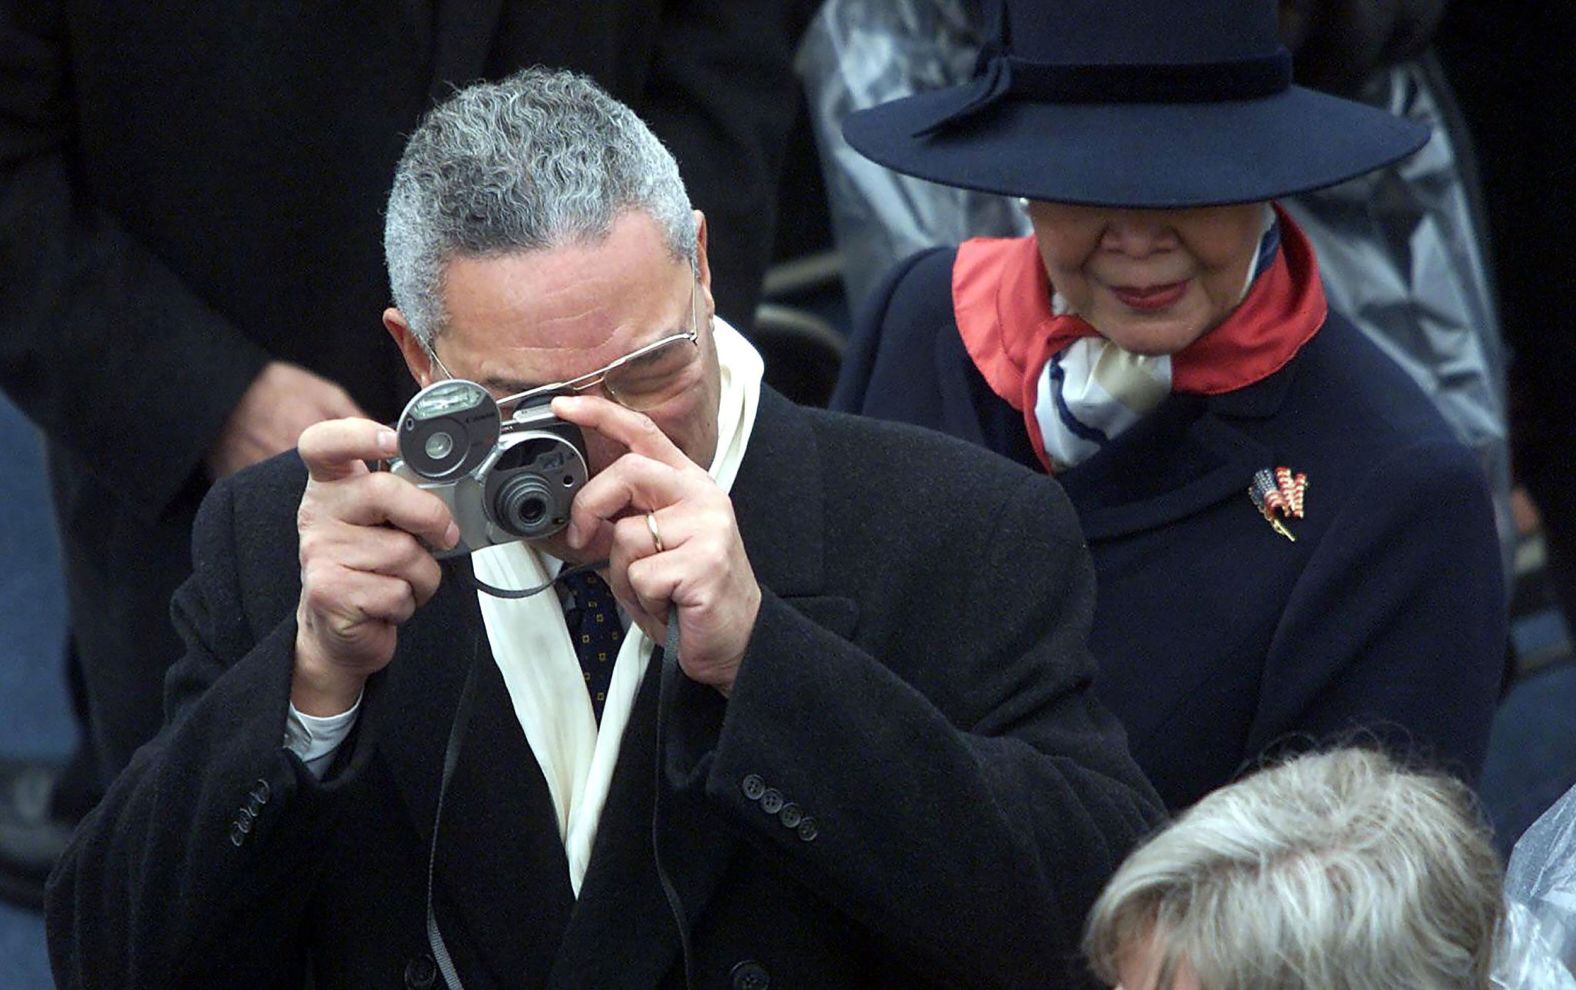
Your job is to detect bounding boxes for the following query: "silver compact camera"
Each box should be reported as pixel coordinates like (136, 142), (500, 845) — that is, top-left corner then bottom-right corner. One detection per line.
(389, 379), (590, 558)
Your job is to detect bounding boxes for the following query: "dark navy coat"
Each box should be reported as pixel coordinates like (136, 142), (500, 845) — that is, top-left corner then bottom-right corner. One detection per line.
(834, 246), (1507, 810)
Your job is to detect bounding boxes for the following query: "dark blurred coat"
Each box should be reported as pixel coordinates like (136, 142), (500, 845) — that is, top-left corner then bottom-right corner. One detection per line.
(0, 0), (804, 794)
(1279, 0), (1445, 94)
(834, 246), (1507, 809)
(1436, 4), (1576, 628)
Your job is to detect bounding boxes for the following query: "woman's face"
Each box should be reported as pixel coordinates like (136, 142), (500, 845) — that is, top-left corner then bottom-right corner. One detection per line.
(1026, 201), (1267, 356)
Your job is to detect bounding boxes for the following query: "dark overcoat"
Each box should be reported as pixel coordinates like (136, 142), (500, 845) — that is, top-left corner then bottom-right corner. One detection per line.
(833, 246), (1507, 810)
(46, 389), (1163, 990)
(0, 0), (806, 789)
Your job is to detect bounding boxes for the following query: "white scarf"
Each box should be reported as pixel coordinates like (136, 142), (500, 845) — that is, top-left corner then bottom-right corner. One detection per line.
(1035, 206), (1278, 470)
(468, 317), (761, 897)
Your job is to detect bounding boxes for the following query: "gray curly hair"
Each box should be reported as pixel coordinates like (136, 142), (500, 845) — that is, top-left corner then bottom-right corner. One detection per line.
(384, 67), (697, 347)
(1085, 748), (1504, 990)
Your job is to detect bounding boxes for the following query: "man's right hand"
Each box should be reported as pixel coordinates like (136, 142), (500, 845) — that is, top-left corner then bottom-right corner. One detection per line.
(292, 419), (460, 716)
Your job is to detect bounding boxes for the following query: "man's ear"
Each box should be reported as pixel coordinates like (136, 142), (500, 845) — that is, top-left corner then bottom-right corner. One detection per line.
(693, 210), (714, 317)
(384, 307), (437, 388)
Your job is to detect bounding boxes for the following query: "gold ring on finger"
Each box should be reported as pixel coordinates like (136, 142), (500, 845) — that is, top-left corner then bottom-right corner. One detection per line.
(646, 510), (665, 554)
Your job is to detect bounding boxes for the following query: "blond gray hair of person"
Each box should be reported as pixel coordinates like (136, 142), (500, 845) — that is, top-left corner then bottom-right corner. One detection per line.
(384, 67), (698, 348)
(1085, 748), (1504, 990)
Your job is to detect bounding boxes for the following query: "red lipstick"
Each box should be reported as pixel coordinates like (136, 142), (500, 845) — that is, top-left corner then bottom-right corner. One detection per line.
(1111, 280), (1188, 311)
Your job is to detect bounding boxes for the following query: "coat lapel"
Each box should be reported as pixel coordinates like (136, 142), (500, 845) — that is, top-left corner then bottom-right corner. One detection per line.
(728, 391), (862, 643)
(730, 389), (829, 597)
(1058, 365), (1295, 541)
(376, 558), (576, 988)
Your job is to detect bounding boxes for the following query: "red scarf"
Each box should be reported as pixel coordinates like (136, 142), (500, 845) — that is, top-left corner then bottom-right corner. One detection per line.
(953, 204), (1327, 470)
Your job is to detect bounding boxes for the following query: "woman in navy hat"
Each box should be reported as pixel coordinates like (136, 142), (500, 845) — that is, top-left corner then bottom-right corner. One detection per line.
(832, 0), (1505, 810)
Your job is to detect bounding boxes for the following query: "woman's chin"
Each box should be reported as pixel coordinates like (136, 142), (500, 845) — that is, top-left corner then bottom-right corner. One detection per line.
(1093, 318), (1212, 356)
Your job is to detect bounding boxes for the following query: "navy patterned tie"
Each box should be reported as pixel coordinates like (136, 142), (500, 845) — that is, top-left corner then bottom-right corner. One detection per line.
(560, 571), (622, 723)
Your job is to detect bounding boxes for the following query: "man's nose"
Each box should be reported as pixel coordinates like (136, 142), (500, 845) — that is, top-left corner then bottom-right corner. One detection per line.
(1100, 213), (1178, 257)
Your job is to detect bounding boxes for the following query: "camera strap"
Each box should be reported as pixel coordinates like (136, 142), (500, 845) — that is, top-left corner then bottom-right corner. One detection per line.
(652, 614), (697, 990)
(463, 566), (582, 600)
(425, 630), (481, 990)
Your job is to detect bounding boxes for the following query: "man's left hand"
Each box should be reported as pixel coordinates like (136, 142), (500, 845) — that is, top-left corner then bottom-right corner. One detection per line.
(553, 395), (760, 696)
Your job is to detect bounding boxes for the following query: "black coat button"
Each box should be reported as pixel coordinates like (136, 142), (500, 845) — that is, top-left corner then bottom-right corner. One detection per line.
(741, 774), (766, 801)
(778, 803), (803, 829)
(759, 788), (784, 814)
(730, 959), (770, 990)
(228, 826), (246, 847)
(404, 954), (438, 990)
(249, 779), (271, 804)
(796, 818), (818, 842)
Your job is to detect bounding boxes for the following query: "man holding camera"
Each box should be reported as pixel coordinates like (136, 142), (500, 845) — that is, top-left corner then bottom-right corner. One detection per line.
(46, 70), (1160, 990)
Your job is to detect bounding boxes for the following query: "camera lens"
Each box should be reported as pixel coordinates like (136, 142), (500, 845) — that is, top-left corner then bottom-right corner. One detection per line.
(518, 497), (546, 523)
(494, 474), (556, 537)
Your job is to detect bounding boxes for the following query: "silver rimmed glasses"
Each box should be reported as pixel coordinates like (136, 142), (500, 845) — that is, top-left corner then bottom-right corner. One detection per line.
(428, 270), (703, 414)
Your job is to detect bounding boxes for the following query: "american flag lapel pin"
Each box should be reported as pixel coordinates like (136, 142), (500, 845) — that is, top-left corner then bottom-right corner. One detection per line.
(1249, 466), (1308, 542)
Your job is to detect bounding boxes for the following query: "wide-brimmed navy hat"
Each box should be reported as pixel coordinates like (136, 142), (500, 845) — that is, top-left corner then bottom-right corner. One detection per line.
(842, 0), (1430, 208)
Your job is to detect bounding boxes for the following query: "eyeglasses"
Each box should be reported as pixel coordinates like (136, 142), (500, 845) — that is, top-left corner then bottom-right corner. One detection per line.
(428, 270), (703, 414)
